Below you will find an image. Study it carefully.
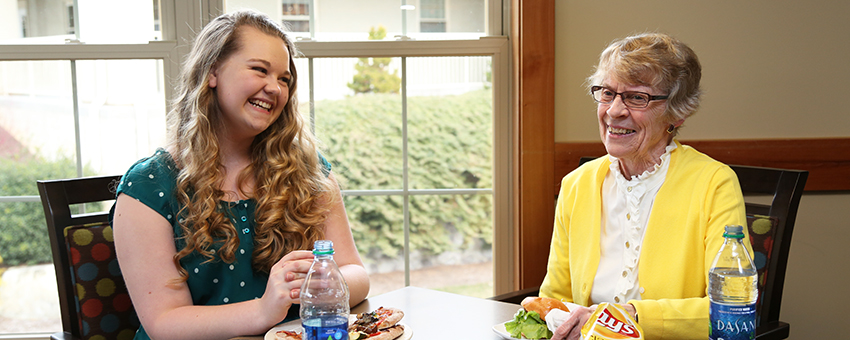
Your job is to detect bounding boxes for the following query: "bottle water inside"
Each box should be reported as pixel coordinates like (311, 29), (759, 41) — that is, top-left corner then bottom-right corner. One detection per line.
(301, 240), (350, 340)
(709, 225), (758, 340)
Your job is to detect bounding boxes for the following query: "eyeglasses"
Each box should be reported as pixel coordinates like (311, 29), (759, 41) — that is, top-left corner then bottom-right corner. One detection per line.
(590, 85), (669, 109)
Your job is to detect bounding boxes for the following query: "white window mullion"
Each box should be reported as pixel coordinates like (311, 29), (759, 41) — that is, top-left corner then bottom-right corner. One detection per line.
(70, 60), (82, 179)
(308, 57), (315, 135)
(401, 56), (411, 287)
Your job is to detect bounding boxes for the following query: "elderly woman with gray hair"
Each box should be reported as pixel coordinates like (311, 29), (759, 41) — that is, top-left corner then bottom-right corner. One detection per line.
(539, 33), (752, 340)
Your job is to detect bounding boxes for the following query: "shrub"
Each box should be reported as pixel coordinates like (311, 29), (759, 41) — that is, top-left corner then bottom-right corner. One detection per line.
(315, 89), (493, 259)
(0, 154), (96, 266)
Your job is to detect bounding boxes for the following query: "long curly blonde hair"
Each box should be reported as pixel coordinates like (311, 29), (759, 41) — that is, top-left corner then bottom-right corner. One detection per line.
(166, 10), (334, 277)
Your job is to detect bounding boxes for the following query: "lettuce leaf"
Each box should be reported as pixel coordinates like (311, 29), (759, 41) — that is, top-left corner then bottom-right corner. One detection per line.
(504, 310), (553, 339)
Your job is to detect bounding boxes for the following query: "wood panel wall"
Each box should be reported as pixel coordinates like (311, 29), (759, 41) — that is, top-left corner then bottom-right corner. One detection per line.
(554, 138), (850, 192)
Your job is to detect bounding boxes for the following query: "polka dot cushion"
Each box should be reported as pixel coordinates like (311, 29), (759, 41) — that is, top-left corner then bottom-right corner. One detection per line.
(65, 222), (140, 340)
(746, 214), (779, 314)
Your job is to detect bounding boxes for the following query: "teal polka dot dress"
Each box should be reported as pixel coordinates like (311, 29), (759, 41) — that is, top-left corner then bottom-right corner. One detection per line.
(115, 149), (330, 339)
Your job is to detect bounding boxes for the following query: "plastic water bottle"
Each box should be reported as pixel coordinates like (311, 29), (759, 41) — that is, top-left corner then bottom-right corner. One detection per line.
(709, 225), (758, 340)
(301, 240), (350, 340)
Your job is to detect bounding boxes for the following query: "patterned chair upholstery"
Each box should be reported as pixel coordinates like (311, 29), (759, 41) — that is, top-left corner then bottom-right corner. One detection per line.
(746, 214), (779, 318)
(65, 221), (139, 340)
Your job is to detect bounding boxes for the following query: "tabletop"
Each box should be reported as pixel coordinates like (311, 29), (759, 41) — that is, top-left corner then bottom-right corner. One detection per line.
(238, 285), (522, 339)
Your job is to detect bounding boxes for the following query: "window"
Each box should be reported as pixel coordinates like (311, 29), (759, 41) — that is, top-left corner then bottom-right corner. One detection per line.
(420, 0), (447, 32)
(66, 4), (75, 34)
(0, 0), (509, 337)
(0, 1), (175, 337)
(282, 0), (311, 33)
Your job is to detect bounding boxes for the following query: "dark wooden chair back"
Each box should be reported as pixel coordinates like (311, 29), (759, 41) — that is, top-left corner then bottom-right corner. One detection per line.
(37, 175), (132, 340)
(728, 165), (807, 340)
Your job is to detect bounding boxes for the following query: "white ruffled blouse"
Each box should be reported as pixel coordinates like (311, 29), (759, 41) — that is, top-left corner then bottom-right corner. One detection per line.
(590, 142), (678, 305)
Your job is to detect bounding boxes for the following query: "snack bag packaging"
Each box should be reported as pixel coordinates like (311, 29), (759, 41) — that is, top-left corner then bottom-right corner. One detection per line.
(580, 303), (644, 340)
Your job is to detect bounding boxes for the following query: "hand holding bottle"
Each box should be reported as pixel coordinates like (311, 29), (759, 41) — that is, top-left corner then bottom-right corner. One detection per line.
(259, 250), (315, 324)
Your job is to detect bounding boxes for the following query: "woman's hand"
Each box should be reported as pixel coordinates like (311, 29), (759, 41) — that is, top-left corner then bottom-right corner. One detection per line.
(259, 250), (314, 323)
(551, 305), (596, 340)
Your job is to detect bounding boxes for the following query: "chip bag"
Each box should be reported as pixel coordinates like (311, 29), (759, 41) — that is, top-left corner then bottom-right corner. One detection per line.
(580, 303), (644, 340)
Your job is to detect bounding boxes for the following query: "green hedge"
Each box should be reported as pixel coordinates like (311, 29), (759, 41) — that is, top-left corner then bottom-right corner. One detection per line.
(0, 155), (86, 266)
(316, 89), (493, 258)
(0, 90), (493, 266)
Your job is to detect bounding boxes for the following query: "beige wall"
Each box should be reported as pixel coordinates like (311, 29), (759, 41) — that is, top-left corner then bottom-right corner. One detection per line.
(554, 1), (850, 337)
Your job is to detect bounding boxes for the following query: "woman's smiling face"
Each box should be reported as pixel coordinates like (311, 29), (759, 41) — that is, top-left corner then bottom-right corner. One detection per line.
(208, 25), (291, 142)
(597, 78), (676, 175)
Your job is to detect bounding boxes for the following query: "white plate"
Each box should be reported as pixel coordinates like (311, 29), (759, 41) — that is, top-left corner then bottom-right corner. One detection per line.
(264, 318), (412, 340)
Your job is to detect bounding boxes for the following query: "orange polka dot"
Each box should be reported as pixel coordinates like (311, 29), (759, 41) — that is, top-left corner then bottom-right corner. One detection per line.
(70, 247), (81, 265)
(81, 299), (103, 318)
(91, 243), (111, 262)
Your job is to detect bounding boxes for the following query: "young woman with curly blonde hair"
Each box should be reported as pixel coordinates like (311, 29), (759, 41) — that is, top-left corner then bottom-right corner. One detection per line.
(113, 10), (369, 340)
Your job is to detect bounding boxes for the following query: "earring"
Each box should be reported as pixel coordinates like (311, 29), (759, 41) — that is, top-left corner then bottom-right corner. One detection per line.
(666, 125), (675, 134)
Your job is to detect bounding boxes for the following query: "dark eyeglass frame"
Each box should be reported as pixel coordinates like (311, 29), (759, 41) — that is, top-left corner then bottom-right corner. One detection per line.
(590, 85), (669, 109)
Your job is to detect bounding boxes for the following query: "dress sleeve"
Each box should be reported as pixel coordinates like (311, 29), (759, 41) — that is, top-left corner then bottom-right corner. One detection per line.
(318, 152), (332, 177)
(116, 150), (178, 222)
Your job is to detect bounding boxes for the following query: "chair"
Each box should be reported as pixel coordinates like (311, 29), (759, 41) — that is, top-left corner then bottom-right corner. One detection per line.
(37, 175), (139, 340)
(491, 164), (807, 340)
(729, 164), (807, 340)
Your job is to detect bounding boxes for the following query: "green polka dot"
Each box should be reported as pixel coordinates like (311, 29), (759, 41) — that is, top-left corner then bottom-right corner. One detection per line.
(90, 335), (107, 340)
(73, 229), (94, 246)
(102, 226), (114, 242)
(96, 278), (116, 297)
(118, 329), (136, 340)
(752, 218), (772, 235)
(76, 283), (86, 300)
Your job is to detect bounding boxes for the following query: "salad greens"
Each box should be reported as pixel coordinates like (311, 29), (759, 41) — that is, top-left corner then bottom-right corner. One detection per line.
(504, 309), (553, 339)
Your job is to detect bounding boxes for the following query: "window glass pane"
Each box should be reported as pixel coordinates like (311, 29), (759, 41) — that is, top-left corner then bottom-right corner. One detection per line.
(408, 194), (493, 297)
(0, 60), (76, 183)
(420, 0), (446, 19)
(74, 59), (167, 177)
(407, 56), (492, 190)
(292, 57), (310, 121)
(0, 59), (164, 182)
(0, 58), (164, 336)
(346, 195), (406, 297)
(0, 202), (63, 334)
(225, 0), (487, 41)
(1, 0), (161, 44)
(311, 57), (403, 191)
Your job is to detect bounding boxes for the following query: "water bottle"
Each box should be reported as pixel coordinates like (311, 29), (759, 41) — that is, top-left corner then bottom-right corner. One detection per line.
(709, 225), (758, 340)
(301, 240), (350, 340)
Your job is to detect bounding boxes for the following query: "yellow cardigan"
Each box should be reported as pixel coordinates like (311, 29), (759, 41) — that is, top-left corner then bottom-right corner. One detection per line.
(540, 141), (750, 340)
